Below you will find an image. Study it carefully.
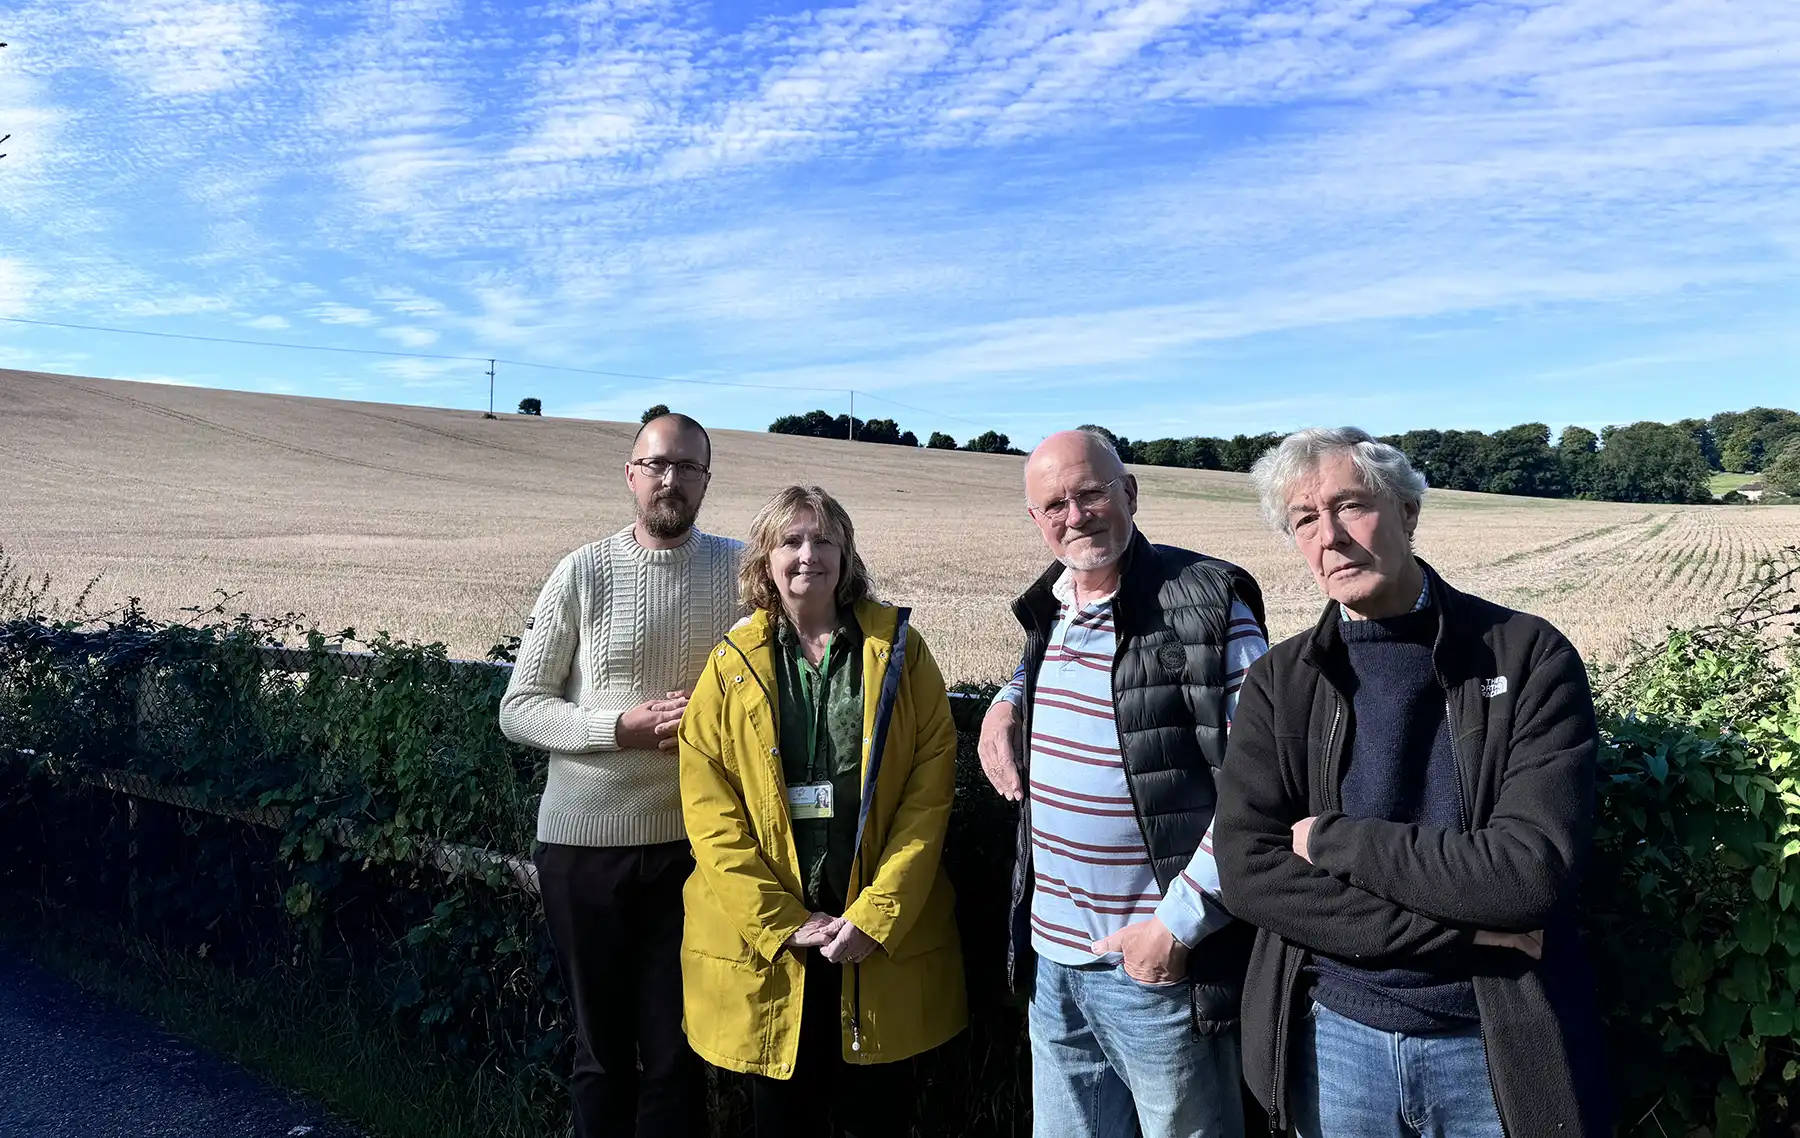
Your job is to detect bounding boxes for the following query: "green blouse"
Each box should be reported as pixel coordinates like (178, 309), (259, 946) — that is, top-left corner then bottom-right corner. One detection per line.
(773, 610), (865, 915)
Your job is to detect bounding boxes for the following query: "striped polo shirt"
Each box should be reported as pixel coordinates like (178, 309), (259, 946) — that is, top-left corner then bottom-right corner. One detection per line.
(997, 570), (1267, 967)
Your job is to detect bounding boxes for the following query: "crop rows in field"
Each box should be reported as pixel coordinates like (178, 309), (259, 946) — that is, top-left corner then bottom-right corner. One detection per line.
(6, 370), (1800, 682)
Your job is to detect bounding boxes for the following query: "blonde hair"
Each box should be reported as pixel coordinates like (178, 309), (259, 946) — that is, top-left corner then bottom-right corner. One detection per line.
(740, 485), (874, 613)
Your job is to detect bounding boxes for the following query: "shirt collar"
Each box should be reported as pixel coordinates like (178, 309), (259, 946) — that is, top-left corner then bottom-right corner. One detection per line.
(1340, 564), (1432, 622)
(1051, 568), (1116, 611)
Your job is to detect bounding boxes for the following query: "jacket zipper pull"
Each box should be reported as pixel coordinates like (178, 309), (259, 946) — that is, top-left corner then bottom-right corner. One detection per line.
(851, 962), (863, 1052)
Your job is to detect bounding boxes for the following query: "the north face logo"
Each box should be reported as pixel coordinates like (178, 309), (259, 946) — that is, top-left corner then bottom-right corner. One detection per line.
(1156, 643), (1186, 678)
(1481, 676), (1508, 697)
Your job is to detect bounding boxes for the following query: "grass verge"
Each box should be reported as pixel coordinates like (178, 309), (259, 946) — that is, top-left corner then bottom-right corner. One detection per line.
(0, 893), (563, 1138)
(1710, 470), (1761, 496)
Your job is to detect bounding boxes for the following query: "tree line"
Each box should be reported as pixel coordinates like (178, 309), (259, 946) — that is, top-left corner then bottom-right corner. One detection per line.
(759, 405), (1800, 506)
(765, 409), (1023, 454)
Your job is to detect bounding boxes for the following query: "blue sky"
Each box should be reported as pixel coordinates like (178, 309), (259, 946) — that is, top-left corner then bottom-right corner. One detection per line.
(1, 0), (1795, 447)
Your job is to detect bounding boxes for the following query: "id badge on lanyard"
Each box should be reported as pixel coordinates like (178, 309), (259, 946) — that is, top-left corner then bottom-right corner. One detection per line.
(790, 636), (836, 821)
(788, 782), (834, 820)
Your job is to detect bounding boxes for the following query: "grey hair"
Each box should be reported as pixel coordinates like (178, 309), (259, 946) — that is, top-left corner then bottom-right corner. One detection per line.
(1250, 427), (1428, 536)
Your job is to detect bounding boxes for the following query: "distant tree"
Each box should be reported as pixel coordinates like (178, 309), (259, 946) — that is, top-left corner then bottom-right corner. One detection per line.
(926, 432), (958, 450)
(517, 397), (542, 416)
(1758, 410), (1800, 467)
(770, 409), (844, 438)
(1673, 417), (1721, 471)
(1384, 430), (1440, 486)
(1764, 438), (1800, 497)
(1134, 438), (1183, 467)
(1720, 432), (1760, 474)
(640, 403), (670, 425)
(1557, 425), (1601, 498)
(899, 430), (919, 448)
(965, 430), (1016, 455)
(1593, 422), (1712, 504)
(1434, 430), (1492, 492)
(1220, 433), (1282, 473)
(1715, 408), (1800, 473)
(1482, 423), (1564, 498)
(860, 418), (905, 445)
(1183, 437), (1224, 470)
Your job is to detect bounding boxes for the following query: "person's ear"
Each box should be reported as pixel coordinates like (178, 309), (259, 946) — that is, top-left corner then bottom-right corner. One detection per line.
(1124, 474), (1140, 517)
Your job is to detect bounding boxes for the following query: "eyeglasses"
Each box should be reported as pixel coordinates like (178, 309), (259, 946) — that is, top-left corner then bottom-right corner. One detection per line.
(1031, 477), (1122, 523)
(631, 457), (710, 483)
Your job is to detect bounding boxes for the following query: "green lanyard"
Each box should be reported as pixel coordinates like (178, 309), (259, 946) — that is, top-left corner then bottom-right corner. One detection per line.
(797, 635), (833, 784)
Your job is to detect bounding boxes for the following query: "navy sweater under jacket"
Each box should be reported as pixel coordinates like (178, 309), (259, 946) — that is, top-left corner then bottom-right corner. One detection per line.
(1309, 606), (1480, 1033)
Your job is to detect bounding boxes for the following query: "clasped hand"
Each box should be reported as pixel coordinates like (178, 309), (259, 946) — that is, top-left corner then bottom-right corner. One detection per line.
(785, 911), (879, 964)
(617, 690), (690, 752)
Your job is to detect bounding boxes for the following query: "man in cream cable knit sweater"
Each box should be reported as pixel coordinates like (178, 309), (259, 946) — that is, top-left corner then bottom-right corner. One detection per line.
(500, 413), (744, 1138)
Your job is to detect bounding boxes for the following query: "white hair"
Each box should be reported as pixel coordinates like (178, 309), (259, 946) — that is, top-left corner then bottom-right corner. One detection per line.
(1250, 426), (1428, 536)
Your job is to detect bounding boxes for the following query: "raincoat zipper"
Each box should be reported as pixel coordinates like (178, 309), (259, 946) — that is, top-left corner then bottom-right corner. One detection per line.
(845, 611), (911, 1057)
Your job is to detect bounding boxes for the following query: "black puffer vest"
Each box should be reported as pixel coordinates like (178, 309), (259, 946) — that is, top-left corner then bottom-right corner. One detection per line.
(1006, 530), (1267, 1032)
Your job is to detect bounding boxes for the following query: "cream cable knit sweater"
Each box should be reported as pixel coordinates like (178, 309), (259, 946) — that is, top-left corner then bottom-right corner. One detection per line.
(500, 524), (744, 847)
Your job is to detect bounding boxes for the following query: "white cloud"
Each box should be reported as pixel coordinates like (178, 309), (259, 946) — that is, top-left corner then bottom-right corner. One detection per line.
(380, 325), (441, 348)
(307, 303), (379, 327)
(0, 260), (40, 318)
(244, 314), (290, 331)
(374, 356), (476, 388)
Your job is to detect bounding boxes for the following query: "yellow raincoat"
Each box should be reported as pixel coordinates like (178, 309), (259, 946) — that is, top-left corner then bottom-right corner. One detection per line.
(677, 599), (968, 1077)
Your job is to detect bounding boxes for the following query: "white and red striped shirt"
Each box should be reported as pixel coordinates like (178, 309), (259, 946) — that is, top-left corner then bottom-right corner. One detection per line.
(997, 571), (1267, 966)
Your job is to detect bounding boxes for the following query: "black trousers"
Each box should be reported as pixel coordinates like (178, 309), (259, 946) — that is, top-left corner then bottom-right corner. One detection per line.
(748, 954), (915, 1138)
(536, 841), (704, 1138)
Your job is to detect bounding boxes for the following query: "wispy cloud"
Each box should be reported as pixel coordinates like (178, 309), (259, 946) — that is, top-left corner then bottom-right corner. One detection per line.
(0, 0), (1795, 439)
(307, 303), (380, 327)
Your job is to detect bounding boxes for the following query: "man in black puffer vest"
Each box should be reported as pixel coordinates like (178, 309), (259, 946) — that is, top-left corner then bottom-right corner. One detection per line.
(1215, 427), (1610, 1138)
(978, 429), (1268, 1138)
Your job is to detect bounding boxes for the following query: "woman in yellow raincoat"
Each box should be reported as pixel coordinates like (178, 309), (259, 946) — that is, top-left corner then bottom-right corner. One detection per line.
(678, 484), (967, 1137)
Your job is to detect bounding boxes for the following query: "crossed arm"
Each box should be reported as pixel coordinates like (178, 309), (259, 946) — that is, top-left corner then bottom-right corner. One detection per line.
(1217, 648), (1596, 960)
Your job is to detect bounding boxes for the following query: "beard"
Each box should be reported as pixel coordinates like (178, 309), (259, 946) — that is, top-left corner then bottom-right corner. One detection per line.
(641, 489), (700, 539)
(1057, 528), (1125, 572)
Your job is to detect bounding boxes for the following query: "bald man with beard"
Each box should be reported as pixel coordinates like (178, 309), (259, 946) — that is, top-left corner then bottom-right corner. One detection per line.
(501, 414), (744, 1138)
(978, 429), (1269, 1138)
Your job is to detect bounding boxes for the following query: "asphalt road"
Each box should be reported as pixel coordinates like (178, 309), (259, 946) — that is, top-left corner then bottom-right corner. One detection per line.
(0, 943), (359, 1138)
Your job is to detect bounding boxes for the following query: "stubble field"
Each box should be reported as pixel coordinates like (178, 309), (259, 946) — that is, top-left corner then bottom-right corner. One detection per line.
(6, 368), (1798, 683)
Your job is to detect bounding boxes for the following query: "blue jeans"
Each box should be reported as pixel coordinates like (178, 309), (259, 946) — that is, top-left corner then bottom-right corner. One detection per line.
(1291, 1001), (1505, 1138)
(1030, 959), (1244, 1138)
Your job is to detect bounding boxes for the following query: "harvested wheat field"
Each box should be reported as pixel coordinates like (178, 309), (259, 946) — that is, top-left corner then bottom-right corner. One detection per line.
(5, 368), (1798, 682)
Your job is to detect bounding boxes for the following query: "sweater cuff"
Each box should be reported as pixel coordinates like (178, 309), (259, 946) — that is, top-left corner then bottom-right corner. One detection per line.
(586, 707), (624, 752)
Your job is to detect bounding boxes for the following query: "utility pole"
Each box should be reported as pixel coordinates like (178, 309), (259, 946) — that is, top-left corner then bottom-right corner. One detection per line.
(487, 359), (496, 415)
(849, 390), (855, 441)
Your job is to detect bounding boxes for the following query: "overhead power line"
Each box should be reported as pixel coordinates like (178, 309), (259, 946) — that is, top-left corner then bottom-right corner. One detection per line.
(495, 357), (848, 395)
